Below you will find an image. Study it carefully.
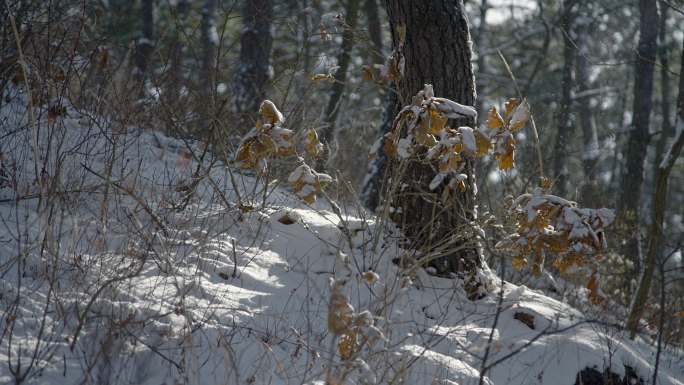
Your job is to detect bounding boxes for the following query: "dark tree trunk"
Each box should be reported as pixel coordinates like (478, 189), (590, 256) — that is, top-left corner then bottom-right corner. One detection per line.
(384, 0), (483, 294)
(319, 0), (361, 163)
(135, 0), (154, 87)
(575, 19), (600, 204)
(618, 0), (658, 274)
(552, 0), (576, 197)
(233, 0), (273, 129)
(200, 0), (218, 131)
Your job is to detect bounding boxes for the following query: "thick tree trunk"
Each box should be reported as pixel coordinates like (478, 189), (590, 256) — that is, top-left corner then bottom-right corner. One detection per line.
(626, 35), (684, 339)
(384, 0), (483, 293)
(233, 0), (273, 129)
(551, 0), (576, 197)
(575, 22), (600, 204)
(134, 0), (154, 87)
(618, 0), (658, 275)
(319, 0), (361, 163)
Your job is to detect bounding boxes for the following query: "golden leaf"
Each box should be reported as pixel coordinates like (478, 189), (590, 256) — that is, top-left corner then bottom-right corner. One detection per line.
(474, 130), (492, 156)
(259, 100), (284, 125)
(503, 98), (520, 120)
(428, 109), (448, 135)
(338, 333), (357, 361)
(512, 256), (528, 270)
(311, 73), (335, 83)
(486, 107), (504, 130)
(304, 129), (323, 157)
(496, 135), (516, 171)
(587, 273), (602, 305)
(675, 311), (684, 318)
(509, 99), (531, 132)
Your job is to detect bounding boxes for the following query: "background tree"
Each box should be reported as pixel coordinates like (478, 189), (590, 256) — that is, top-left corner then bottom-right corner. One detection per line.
(233, 0), (274, 129)
(617, 0), (658, 275)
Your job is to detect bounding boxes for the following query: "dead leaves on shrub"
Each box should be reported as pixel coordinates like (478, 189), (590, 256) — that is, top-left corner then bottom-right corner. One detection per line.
(235, 100), (331, 204)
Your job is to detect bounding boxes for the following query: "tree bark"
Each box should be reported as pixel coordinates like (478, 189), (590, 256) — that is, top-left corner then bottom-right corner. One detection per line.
(551, 0), (576, 197)
(618, 0), (658, 275)
(626, 34), (684, 339)
(233, 0), (274, 129)
(384, 0), (483, 293)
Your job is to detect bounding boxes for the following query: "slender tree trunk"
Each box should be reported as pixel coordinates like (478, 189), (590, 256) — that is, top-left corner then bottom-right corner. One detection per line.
(618, 0), (658, 275)
(135, 0), (154, 89)
(474, 0), (487, 121)
(575, 20), (600, 204)
(361, 90), (400, 212)
(364, 0), (384, 64)
(385, 0), (483, 295)
(200, 0), (218, 131)
(233, 0), (274, 129)
(653, 4), (672, 170)
(552, 0), (576, 197)
(168, 0), (189, 105)
(626, 35), (684, 339)
(319, 0), (361, 165)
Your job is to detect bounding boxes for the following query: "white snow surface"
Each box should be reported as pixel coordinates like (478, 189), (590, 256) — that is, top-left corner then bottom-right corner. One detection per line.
(1, 92), (683, 385)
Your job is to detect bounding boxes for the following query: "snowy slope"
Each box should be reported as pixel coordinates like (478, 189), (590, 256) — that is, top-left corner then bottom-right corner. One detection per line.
(0, 93), (683, 385)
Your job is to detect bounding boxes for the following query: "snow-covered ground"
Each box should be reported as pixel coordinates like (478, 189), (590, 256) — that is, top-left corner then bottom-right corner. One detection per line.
(1, 91), (683, 384)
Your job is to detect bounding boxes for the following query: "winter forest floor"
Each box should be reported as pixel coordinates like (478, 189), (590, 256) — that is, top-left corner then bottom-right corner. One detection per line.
(1, 91), (683, 385)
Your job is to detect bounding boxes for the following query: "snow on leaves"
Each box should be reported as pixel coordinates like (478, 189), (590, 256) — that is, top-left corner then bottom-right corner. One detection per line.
(380, 85), (527, 195)
(483, 98), (531, 171)
(235, 100), (294, 174)
(288, 162), (332, 204)
(498, 187), (615, 304)
(235, 100), (331, 204)
(328, 279), (385, 363)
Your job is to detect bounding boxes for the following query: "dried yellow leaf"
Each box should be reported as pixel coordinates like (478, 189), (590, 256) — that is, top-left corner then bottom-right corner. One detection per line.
(512, 256), (528, 270)
(503, 98), (520, 120)
(259, 100), (284, 125)
(486, 107), (504, 130)
(474, 130), (491, 156)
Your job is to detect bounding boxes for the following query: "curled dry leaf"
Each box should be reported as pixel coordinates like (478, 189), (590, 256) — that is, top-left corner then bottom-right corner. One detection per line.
(288, 163), (332, 204)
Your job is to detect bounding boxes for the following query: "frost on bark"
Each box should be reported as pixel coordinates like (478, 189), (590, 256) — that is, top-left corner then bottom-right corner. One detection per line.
(233, 0), (273, 130)
(618, 0), (658, 274)
(383, 0), (485, 296)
